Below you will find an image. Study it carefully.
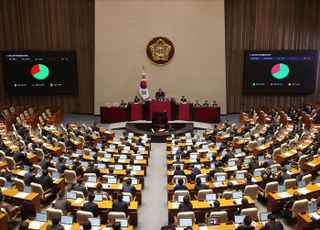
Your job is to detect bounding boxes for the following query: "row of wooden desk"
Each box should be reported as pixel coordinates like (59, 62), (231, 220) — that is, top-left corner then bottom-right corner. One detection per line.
(100, 101), (220, 123)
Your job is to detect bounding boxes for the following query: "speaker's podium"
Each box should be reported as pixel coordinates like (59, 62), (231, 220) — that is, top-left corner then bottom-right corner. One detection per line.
(148, 100), (172, 121)
(152, 112), (168, 128)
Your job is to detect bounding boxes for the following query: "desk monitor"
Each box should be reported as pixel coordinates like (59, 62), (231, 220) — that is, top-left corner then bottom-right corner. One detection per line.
(316, 176), (320, 183)
(271, 167), (278, 173)
(210, 163), (216, 170)
(179, 218), (193, 227)
(94, 194), (103, 202)
(104, 153), (111, 159)
(128, 132), (134, 137)
(23, 165), (30, 172)
(81, 162), (88, 168)
(202, 144), (208, 149)
(236, 173), (245, 180)
(119, 155), (127, 159)
(194, 164), (201, 170)
(115, 165), (123, 170)
(235, 148), (241, 154)
(215, 142), (222, 148)
(66, 159), (73, 165)
(260, 212), (271, 222)
(115, 218), (128, 228)
(52, 172), (60, 179)
(130, 178), (138, 185)
(66, 192), (77, 200)
(206, 193), (216, 201)
(52, 156), (58, 162)
(4, 182), (12, 188)
(200, 177), (206, 183)
(97, 163), (105, 170)
(109, 144), (116, 149)
(243, 158), (251, 164)
(132, 165), (141, 171)
(89, 151), (95, 157)
(232, 191), (243, 199)
(285, 164), (292, 171)
(298, 180), (306, 188)
(208, 216), (220, 226)
(96, 143), (102, 149)
(206, 153), (213, 159)
(123, 195), (131, 203)
(216, 175), (226, 182)
(89, 217), (101, 226)
(24, 186), (32, 193)
(88, 176), (96, 183)
(61, 215), (73, 225)
(123, 146), (130, 151)
(107, 178), (117, 184)
(36, 213), (47, 222)
(307, 203), (317, 213)
(178, 195), (184, 203)
(253, 170), (262, 177)
(258, 155), (265, 162)
(37, 168), (43, 175)
(278, 185), (286, 193)
(185, 133), (191, 137)
(234, 215), (245, 224)
(138, 146), (145, 151)
(76, 149), (83, 154)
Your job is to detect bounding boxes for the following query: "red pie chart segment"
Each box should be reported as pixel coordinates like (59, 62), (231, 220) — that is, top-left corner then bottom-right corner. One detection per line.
(31, 64), (40, 75)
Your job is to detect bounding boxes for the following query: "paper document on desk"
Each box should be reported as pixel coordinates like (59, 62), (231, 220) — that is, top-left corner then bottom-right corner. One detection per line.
(310, 213), (320, 220)
(28, 221), (44, 229)
(228, 166), (238, 171)
(199, 227), (209, 230)
(308, 163), (316, 167)
(9, 145), (17, 149)
(130, 171), (137, 175)
(62, 225), (72, 230)
(118, 184), (123, 189)
(74, 198), (84, 204)
(231, 180), (238, 185)
(278, 192), (291, 198)
(14, 192), (29, 199)
(284, 152), (292, 157)
(118, 159), (126, 163)
(0, 187), (7, 192)
(102, 228), (112, 230)
(171, 202), (180, 209)
(251, 178), (257, 182)
(298, 188), (310, 195)
(102, 184), (110, 189)
(17, 170), (27, 176)
(85, 182), (96, 188)
(213, 182), (223, 187)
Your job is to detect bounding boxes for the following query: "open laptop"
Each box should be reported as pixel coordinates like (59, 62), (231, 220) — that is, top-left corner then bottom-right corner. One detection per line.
(88, 176), (97, 183)
(4, 182), (12, 188)
(36, 213), (48, 222)
(52, 156), (59, 162)
(179, 218), (193, 227)
(243, 158), (251, 164)
(96, 143), (102, 149)
(24, 186), (32, 193)
(89, 217), (101, 228)
(232, 191), (243, 200)
(97, 163), (105, 170)
(200, 177), (206, 183)
(205, 193), (217, 201)
(115, 218), (129, 228)
(115, 164), (123, 170)
(236, 173), (245, 180)
(66, 192), (77, 200)
(81, 161), (88, 168)
(94, 194), (103, 202)
(258, 155), (265, 162)
(228, 161), (236, 167)
(123, 195), (131, 203)
(107, 178), (117, 184)
(207, 216), (220, 226)
(104, 153), (111, 159)
(307, 203), (318, 214)
(216, 175), (226, 182)
(76, 149), (83, 155)
(278, 185), (286, 193)
(298, 180), (306, 188)
(260, 212), (271, 222)
(52, 172), (60, 180)
(61, 215), (73, 225)
(253, 170), (262, 177)
(23, 165), (30, 172)
(234, 215), (245, 224)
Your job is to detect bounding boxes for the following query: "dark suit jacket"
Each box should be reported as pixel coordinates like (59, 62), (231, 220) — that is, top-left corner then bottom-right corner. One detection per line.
(194, 184), (210, 194)
(173, 170), (184, 176)
(55, 197), (70, 214)
(12, 151), (28, 163)
(56, 162), (68, 174)
(73, 184), (89, 197)
(40, 159), (53, 170)
(174, 184), (187, 191)
(23, 172), (39, 186)
(83, 201), (99, 217)
(38, 175), (53, 191)
(112, 200), (128, 213)
(260, 221), (283, 230)
(236, 225), (255, 230)
(46, 224), (65, 230)
(179, 202), (193, 212)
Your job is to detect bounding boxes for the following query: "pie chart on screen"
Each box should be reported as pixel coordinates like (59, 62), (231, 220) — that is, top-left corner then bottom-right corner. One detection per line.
(31, 64), (49, 80)
(271, 63), (289, 80)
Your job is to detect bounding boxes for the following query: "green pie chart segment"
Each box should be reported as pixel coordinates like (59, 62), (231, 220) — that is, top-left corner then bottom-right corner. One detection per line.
(31, 64), (49, 80)
(271, 63), (289, 80)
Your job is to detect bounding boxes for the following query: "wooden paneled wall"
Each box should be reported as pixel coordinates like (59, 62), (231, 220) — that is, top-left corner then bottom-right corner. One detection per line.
(0, 0), (94, 113)
(225, 0), (320, 113)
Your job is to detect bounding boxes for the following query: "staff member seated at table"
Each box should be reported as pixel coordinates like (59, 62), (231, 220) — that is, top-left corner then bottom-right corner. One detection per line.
(122, 178), (137, 197)
(112, 193), (129, 213)
(38, 170), (53, 191)
(23, 166), (39, 186)
(56, 157), (68, 174)
(212, 100), (218, 107)
(174, 178), (187, 191)
(155, 88), (165, 101)
(180, 96), (187, 103)
(203, 100), (209, 107)
(236, 216), (255, 230)
(119, 100), (127, 107)
(260, 214), (283, 230)
(83, 193), (99, 217)
(179, 195), (193, 212)
(193, 100), (201, 107)
(134, 96), (141, 103)
(173, 165), (184, 176)
(46, 216), (64, 230)
(194, 177), (209, 194)
(72, 178), (89, 197)
(54, 191), (70, 214)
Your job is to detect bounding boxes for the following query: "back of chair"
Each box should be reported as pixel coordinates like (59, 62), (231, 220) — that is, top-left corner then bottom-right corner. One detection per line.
(197, 189), (213, 201)
(240, 208), (259, 221)
(77, 210), (93, 224)
(292, 199), (308, 218)
(64, 170), (77, 185)
(74, 191), (85, 199)
(122, 192), (133, 202)
(0, 177), (6, 187)
(195, 173), (207, 181)
(244, 184), (259, 200)
(173, 190), (189, 201)
(47, 208), (63, 220)
(284, 179), (296, 189)
(273, 148), (281, 155)
(302, 174), (312, 185)
(248, 141), (258, 151)
(176, 212), (196, 226)
(31, 182), (44, 198)
(298, 155), (308, 169)
(208, 211), (228, 223)
(0, 208), (10, 222)
(48, 167), (58, 173)
(173, 175), (187, 184)
(83, 173), (96, 181)
(14, 178), (25, 191)
(59, 141), (67, 153)
(35, 148), (45, 160)
(264, 181), (279, 198)
(222, 191), (232, 199)
(108, 211), (126, 225)
(5, 156), (16, 169)
(214, 172), (227, 181)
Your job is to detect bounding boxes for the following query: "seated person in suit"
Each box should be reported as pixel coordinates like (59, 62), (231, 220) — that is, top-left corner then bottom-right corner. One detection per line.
(56, 157), (68, 174)
(207, 200), (221, 216)
(119, 100), (127, 107)
(248, 157), (259, 174)
(40, 154), (54, 170)
(194, 177), (209, 194)
(261, 168), (275, 189)
(277, 167), (291, 185)
(122, 178), (137, 197)
(155, 88), (165, 101)
(95, 183), (110, 200)
(113, 222), (121, 230)
(54, 191), (70, 214)
(178, 195), (193, 212)
(12, 146), (29, 165)
(212, 100), (218, 107)
(112, 193), (128, 213)
(23, 166), (39, 186)
(260, 214), (284, 230)
(134, 96), (141, 103)
(180, 96), (187, 103)
(73, 178), (89, 197)
(203, 100), (209, 107)
(91, 122), (100, 132)
(83, 193), (99, 217)
(190, 165), (201, 182)
(296, 167), (308, 182)
(86, 161), (99, 174)
(174, 178), (187, 191)
(72, 160), (84, 176)
(173, 165), (184, 176)
(236, 198), (250, 214)
(236, 216), (255, 230)
(82, 221), (92, 230)
(46, 216), (64, 230)
(38, 170), (53, 191)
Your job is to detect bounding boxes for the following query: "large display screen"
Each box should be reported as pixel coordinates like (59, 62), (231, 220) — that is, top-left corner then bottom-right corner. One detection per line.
(243, 50), (318, 94)
(1, 51), (78, 94)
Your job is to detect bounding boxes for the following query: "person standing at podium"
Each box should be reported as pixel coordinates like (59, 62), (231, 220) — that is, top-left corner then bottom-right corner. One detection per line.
(155, 88), (165, 101)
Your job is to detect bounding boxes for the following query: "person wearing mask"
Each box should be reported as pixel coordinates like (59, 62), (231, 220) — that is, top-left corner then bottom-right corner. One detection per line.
(54, 191), (70, 214)
(83, 193), (99, 217)
(260, 214), (284, 230)
(46, 216), (64, 230)
(178, 195), (193, 212)
(112, 193), (128, 213)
